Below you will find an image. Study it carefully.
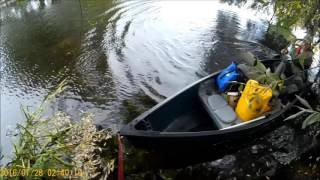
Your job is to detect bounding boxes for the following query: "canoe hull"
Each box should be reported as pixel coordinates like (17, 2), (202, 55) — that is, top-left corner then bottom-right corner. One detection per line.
(123, 108), (288, 151)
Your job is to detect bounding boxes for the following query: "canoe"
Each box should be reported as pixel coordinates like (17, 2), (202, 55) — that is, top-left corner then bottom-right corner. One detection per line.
(120, 59), (305, 151)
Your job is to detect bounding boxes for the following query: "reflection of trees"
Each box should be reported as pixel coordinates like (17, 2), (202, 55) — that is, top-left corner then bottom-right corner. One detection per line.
(39, 0), (45, 9)
(2, 0), (82, 89)
(202, 10), (241, 72)
(2, 0), (121, 106)
(70, 0), (122, 106)
(0, 0), (16, 8)
(219, 0), (247, 7)
(201, 9), (274, 73)
(1, 0), (122, 114)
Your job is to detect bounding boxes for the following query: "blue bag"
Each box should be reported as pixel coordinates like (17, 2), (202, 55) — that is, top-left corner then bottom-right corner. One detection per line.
(216, 62), (238, 92)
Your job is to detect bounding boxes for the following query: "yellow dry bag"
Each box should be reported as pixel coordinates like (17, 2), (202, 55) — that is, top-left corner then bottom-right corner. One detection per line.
(235, 80), (272, 121)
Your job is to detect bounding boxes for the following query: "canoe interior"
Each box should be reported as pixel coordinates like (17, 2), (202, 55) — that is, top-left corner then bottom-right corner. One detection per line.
(133, 59), (302, 133)
(135, 82), (219, 132)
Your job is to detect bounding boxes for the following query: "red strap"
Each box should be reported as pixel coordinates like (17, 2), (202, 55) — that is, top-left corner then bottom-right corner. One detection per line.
(296, 47), (302, 55)
(117, 134), (124, 180)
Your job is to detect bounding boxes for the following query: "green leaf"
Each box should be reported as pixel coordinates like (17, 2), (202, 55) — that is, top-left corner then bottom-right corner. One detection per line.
(295, 95), (313, 110)
(284, 110), (306, 121)
(256, 74), (267, 83)
(294, 105), (316, 113)
(255, 61), (267, 73)
(302, 112), (320, 129)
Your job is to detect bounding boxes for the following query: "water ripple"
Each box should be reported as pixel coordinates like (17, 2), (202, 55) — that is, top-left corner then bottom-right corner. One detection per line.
(1, 0), (272, 147)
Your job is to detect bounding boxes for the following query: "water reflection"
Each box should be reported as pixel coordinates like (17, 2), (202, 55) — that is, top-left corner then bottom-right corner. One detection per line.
(202, 10), (242, 72)
(1, 0), (273, 159)
(220, 0), (248, 7)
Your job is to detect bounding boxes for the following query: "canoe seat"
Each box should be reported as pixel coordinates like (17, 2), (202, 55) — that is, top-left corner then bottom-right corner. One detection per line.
(198, 80), (242, 129)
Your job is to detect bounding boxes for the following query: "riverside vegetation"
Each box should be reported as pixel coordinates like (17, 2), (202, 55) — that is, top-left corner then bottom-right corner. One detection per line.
(1, 80), (117, 179)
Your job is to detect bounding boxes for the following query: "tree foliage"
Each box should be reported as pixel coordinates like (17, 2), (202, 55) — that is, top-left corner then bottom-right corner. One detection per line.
(273, 0), (319, 38)
(221, 0), (320, 40)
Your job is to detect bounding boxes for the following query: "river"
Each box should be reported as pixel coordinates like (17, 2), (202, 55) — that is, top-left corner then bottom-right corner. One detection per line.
(1, 0), (319, 178)
(0, 0), (270, 155)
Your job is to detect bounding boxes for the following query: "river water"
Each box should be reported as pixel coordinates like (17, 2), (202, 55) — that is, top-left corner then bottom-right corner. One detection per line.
(1, 0), (319, 177)
(0, 0), (270, 156)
